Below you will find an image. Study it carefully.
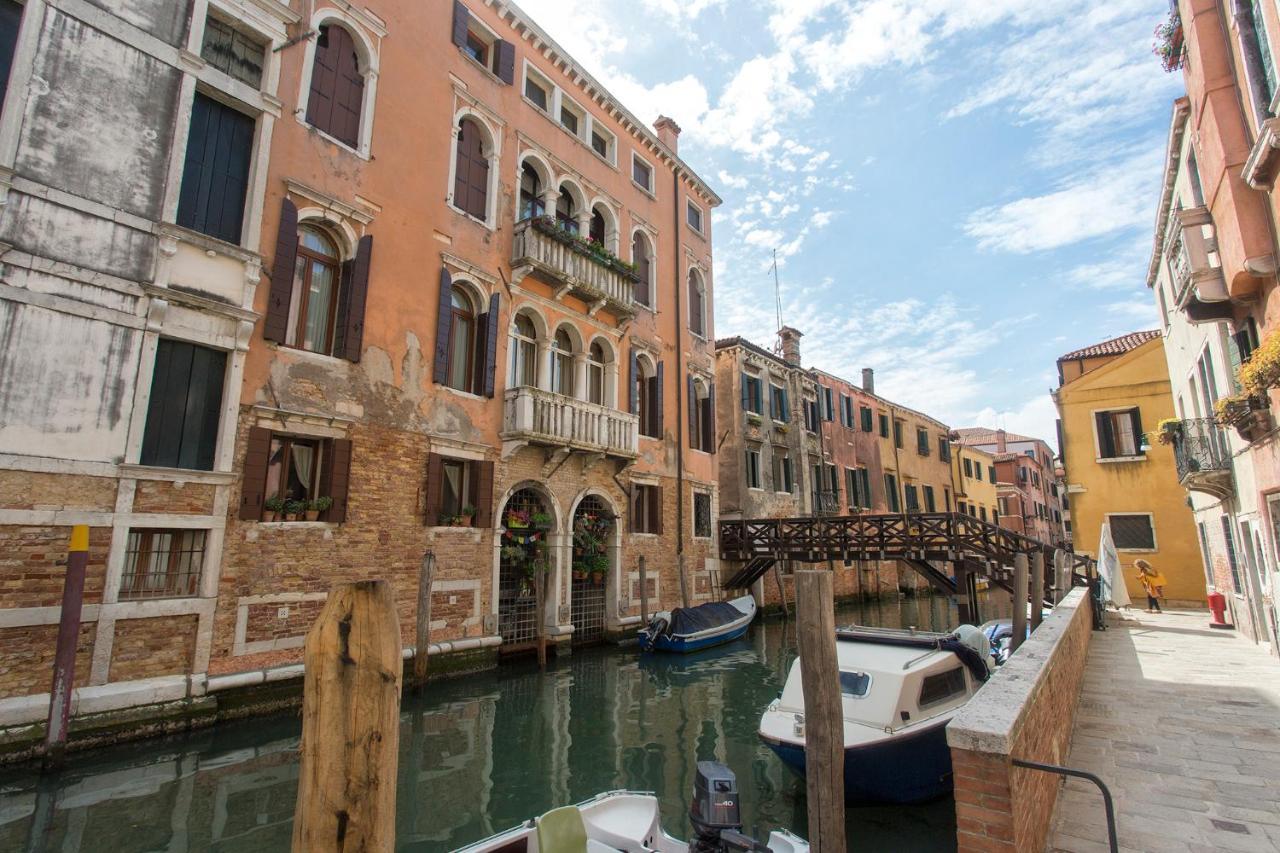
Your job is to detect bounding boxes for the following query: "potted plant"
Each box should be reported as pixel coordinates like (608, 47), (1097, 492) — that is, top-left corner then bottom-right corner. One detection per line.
(264, 495), (284, 522)
(531, 511), (553, 531)
(306, 495), (333, 521)
(746, 413), (762, 427)
(284, 498), (306, 521)
(506, 508), (530, 529)
(1156, 418), (1182, 446)
(1153, 9), (1184, 73)
(572, 561), (589, 581)
(456, 504), (476, 527)
(588, 553), (609, 585)
(774, 422), (789, 434)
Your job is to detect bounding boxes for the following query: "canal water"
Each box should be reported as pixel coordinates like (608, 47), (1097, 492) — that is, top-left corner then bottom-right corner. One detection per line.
(0, 591), (1008, 852)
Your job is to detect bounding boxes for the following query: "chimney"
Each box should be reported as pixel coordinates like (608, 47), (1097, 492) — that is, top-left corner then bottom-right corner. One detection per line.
(996, 429), (1008, 454)
(655, 115), (681, 153)
(778, 326), (803, 366)
(861, 368), (875, 395)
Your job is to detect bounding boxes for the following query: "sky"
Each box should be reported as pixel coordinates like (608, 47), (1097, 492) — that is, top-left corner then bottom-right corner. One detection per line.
(517, 0), (1184, 449)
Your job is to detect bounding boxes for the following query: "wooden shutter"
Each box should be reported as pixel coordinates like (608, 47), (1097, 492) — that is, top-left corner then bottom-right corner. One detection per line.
(140, 340), (226, 471)
(307, 25), (363, 148)
(336, 234), (372, 362)
(1129, 408), (1143, 451)
(474, 460), (495, 527)
(424, 452), (442, 526)
(705, 382), (716, 453)
(451, 1), (470, 47)
(238, 427), (272, 520)
(433, 267), (454, 385)
(1095, 412), (1115, 458)
(496, 39), (515, 84)
(629, 350), (639, 414)
(651, 485), (663, 535)
(482, 293), (500, 397)
(654, 361), (664, 436)
(690, 285), (703, 334)
(628, 484), (637, 533)
(781, 387), (789, 422)
(264, 198), (298, 343)
(687, 375), (697, 448)
(176, 92), (254, 245)
(740, 372), (750, 411)
(454, 119), (488, 220)
(320, 438), (353, 523)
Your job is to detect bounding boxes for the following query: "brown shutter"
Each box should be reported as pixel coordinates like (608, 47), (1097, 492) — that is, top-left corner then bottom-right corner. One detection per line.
(454, 120), (488, 220)
(264, 198), (298, 343)
(424, 452), (442, 526)
(306, 25), (363, 149)
(687, 375), (697, 448)
(654, 361), (664, 436)
(433, 267), (454, 384)
(705, 382), (716, 453)
(629, 350), (639, 414)
(652, 485), (663, 535)
(628, 484), (637, 533)
(483, 293), (500, 397)
(340, 234), (372, 362)
(474, 459), (495, 527)
(496, 39), (515, 84)
(238, 427), (272, 520)
(451, 1), (470, 48)
(333, 258), (354, 358)
(320, 439), (352, 523)
(306, 26), (338, 133)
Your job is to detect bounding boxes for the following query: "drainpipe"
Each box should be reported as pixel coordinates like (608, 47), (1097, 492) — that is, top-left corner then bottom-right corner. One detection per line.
(673, 165), (689, 608)
(890, 404), (904, 516)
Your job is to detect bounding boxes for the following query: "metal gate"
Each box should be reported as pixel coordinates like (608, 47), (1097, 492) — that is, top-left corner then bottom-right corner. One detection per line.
(570, 496), (612, 645)
(498, 488), (550, 647)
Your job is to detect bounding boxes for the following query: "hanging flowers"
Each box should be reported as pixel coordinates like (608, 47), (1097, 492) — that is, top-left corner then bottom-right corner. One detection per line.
(1153, 10), (1184, 73)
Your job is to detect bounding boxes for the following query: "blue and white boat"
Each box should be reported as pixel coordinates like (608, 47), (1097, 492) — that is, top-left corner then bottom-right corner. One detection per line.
(758, 625), (992, 804)
(639, 595), (756, 653)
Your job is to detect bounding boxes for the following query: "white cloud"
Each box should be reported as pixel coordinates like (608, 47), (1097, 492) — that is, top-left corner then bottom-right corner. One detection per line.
(1105, 297), (1160, 326)
(1066, 259), (1141, 291)
(717, 170), (749, 189)
(966, 394), (1062, 453)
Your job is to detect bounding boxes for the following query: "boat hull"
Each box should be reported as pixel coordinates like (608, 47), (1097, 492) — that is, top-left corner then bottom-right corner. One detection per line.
(645, 619), (751, 653)
(763, 719), (953, 805)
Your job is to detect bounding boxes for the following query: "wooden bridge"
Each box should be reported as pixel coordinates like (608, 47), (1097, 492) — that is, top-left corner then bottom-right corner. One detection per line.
(718, 511), (1095, 623)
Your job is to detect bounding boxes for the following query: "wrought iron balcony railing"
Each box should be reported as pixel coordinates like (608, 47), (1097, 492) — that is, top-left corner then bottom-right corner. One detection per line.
(1171, 417), (1233, 499)
(811, 490), (840, 515)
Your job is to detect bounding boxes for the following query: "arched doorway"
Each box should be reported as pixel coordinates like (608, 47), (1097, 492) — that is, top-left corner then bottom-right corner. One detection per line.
(499, 488), (553, 647)
(570, 495), (614, 645)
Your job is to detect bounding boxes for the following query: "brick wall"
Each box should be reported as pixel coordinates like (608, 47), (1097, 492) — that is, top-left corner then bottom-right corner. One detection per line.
(946, 587), (1092, 853)
(0, 470), (117, 511)
(0, 525), (111, 609)
(244, 599), (326, 645)
(0, 623), (95, 699)
(132, 480), (216, 514)
(109, 615), (199, 682)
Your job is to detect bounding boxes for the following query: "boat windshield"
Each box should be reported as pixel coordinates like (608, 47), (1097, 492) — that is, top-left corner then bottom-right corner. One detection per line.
(918, 666), (967, 709)
(839, 671), (870, 697)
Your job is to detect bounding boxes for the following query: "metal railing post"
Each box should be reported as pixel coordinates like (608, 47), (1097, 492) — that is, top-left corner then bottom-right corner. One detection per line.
(1011, 758), (1118, 853)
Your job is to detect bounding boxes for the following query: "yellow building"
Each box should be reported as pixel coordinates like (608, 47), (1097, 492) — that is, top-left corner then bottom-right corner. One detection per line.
(1054, 331), (1206, 606)
(952, 444), (998, 524)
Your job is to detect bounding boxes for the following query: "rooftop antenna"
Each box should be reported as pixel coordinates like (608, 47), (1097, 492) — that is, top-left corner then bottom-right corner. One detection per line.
(771, 248), (783, 354)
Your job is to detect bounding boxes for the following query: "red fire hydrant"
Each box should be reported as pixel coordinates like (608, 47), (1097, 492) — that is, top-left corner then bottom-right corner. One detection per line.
(1207, 591), (1232, 629)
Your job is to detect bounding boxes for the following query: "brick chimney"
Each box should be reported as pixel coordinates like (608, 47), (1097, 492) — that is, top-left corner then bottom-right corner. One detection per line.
(861, 368), (875, 395)
(778, 326), (803, 366)
(655, 115), (681, 153)
(996, 429), (1008, 453)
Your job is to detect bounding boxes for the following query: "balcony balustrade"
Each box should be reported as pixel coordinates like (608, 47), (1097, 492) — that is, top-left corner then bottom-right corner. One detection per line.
(502, 386), (638, 459)
(511, 218), (639, 319)
(1165, 207), (1231, 323)
(1171, 418), (1233, 499)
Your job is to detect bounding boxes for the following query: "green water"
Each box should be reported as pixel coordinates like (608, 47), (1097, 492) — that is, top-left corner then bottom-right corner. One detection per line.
(0, 592), (1008, 852)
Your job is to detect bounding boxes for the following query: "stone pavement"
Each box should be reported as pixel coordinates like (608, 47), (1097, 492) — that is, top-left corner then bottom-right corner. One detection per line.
(1048, 609), (1280, 853)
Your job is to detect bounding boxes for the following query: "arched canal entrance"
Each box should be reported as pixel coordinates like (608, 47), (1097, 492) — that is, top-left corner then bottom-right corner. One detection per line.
(570, 495), (613, 645)
(498, 487), (553, 648)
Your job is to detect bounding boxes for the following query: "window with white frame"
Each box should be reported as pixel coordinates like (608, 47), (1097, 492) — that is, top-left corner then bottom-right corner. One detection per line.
(302, 19), (375, 153)
(1095, 408), (1143, 459)
(688, 268), (707, 337)
(1109, 513), (1155, 550)
(687, 199), (703, 233)
(559, 93), (586, 141)
(632, 230), (654, 307)
(523, 63), (552, 112)
(746, 445), (762, 489)
(509, 311), (539, 387)
(451, 115), (493, 223)
(632, 152), (654, 193)
(201, 14), (267, 88)
(591, 122), (616, 163)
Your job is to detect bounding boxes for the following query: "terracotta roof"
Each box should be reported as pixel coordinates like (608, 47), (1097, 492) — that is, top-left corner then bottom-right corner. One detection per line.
(953, 427), (1037, 446)
(1057, 330), (1161, 362)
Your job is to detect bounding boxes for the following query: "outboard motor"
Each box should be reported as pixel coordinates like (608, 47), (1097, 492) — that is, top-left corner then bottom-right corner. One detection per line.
(640, 614), (668, 651)
(689, 762), (770, 852)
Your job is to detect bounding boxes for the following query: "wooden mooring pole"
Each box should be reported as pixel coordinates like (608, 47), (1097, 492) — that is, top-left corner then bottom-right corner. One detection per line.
(1011, 553), (1029, 655)
(638, 555), (649, 621)
(292, 581), (401, 853)
(1030, 551), (1046, 632)
(44, 525), (89, 768)
(414, 551), (436, 684)
(795, 570), (846, 852)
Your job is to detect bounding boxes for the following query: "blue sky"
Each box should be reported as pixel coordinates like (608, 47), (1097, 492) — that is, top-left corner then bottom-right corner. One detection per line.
(518, 0), (1184, 448)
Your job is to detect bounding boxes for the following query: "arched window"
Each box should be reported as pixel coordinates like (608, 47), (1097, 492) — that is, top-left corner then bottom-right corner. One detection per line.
(589, 209), (606, 246)
(634, 355), (661, 438)
(587, 341), (606, 405)
(446, 285), (477, 392)
(632, 232), (652, 307)
(289, 225), (342, 354)
(556, 186), (578, 233)
(454, 118), (489, 221)
(551, 328), (575, 396)
(689, 378), (714, 452)
(519, 162), (544, 221)
(306, 23), (364, 149)
(510, 313), (538, 387)
(689, 269), (706, 337)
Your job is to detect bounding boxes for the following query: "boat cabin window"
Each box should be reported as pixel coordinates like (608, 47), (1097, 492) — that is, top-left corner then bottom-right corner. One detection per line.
(839, 671), (871, 697)
(918, 667), (967, 709)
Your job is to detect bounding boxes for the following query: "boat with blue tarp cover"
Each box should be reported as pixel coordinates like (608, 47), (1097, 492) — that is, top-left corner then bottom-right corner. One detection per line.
(638, 594), (756, 653)
(758, 624), (994, 804)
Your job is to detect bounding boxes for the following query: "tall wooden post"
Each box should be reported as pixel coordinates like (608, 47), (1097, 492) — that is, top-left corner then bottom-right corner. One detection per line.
(292, 581), (401, 853)
(1030, 551), (1046, 632)
(414, 551), (436, 684)
(1053, 549), (1068, 603)
(954, 564), (970, 625)
(535, 569), (548, 669)
(773, 562), (789, 618)
(44, 524), (89, 767)
(1011, 553), (1029, 655)
(638, 555), (649, 622)
(795, 571), (846, 852)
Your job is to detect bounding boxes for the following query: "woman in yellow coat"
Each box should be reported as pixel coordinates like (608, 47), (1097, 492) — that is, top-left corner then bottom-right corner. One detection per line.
(1135, 559), (1167, 613)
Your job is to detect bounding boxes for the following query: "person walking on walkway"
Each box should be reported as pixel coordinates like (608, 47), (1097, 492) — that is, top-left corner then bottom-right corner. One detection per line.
(1136, 560), (1166, 613)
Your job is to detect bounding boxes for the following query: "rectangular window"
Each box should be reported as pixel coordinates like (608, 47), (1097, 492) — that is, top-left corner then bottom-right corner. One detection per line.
(559, 103), (580, 136)
(524, 73), (548, 110)
(904, 484), (919, 512)
(770, 452), (792, 493)
(464, 30), (489, 67)
(822, 387), (834, 421)
(860, 406), (873, 432)
(884, 473), (899, 512)
(632, 153), (653, 192)
(746, 447), (761, 489)
(879, 413), (890, 438)
(770, 385), (789, 422)
(803, 398), (818, 433)
(1110, 514), (1155, 550)
(140, 339), (227, 471)
(923, 485), (936, 513)
(979, 506), (987, 522)
(963, 458), (973, 478)
(240, 427), (350, 523)
(694, 492), (712, 538)
(988, 465), (997, 483)
(1221, 515), (1242, 591)
(201, 16), (266, 88)
(939, 438), (951, 462)
(632, 484), (661, 533)
(916, 428), (929, 456)
(893, 419), (904, 449)
(742, 373), (763, 414)
(845, 468), (858, 509)
(591, 124), (615, 162)
(120, 529), (206, 600)
(176, 92), (255, 245)
(266, 434), (322, 504)
(687, 200), (703, 233)
(839, 394), (851, 427)
(919, 667), (968, 708)
(440, 457), (473, 523)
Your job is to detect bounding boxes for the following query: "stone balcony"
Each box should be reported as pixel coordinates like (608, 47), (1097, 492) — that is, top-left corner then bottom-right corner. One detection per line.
(1171, 418), (1233, 500)
(1165, 207), (1233, 324)
(511, 218), (638, 319)
(502, 386), (638, 461)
